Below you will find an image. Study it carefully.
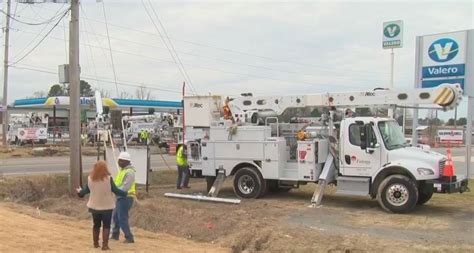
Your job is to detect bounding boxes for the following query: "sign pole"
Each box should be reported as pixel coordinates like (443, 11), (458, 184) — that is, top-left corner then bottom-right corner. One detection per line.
(465, 29), (473, 179)
(388, 48), (395, 118)
(412, 36), (422, 145)
(382, 20), (402, 118)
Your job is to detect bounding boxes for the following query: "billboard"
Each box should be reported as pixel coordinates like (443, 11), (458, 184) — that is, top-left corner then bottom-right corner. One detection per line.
(17, 128), (48, 140)
(437, 129), (463, 143)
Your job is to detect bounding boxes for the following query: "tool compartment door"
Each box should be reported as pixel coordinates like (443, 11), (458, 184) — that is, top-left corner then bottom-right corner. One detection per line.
(262, 139), (285, 179)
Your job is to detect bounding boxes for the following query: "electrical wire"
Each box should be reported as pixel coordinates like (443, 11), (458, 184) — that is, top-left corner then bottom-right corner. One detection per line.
(12, 64), (183, 94)
(0, 6), (67, 26)
(16, 28), (381, 90)
(9, 7), (70, 66)
(28, 3), (392, 77)
(13, 14), (398, 84)
(147, 0), (197, 95)
(101, 1), (120, 97)
(141, 0), (197, 95)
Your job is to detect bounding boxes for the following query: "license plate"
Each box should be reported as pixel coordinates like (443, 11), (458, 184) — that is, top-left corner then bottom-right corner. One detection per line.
(434, 183), (442, 192)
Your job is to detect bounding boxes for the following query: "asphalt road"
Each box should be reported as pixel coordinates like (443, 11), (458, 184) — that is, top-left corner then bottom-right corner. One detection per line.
(1, 148), (472, 178)
(0, 154), (176, 176)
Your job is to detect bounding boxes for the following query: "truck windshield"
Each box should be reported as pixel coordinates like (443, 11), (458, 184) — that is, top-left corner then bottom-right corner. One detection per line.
(378, 121), (405, 150)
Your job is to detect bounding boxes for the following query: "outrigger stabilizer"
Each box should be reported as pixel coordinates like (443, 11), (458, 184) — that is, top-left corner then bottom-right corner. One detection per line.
(164, 168), (241, 204)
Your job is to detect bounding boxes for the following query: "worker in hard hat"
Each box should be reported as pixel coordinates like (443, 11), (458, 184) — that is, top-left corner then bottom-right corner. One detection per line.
(111, 152), (136, 243)
(176, 142), (190, 189)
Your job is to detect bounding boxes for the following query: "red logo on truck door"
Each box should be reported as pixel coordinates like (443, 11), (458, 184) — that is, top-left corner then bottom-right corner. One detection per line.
(299, 150), (307, 160)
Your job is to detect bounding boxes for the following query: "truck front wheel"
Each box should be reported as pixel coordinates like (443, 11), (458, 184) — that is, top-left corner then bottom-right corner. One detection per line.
(377, 175), (419, 213)
(233, 167), (264, 199)
(417, 182), (434, 205)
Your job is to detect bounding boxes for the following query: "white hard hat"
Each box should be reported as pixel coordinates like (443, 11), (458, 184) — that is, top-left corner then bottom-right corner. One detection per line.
(118, 152), (132, 161)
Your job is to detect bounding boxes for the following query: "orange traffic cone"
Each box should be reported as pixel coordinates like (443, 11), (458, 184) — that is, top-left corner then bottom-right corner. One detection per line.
(443, 147), (454, 178)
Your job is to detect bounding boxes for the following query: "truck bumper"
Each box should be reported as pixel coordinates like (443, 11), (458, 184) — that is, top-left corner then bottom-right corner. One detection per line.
(427, 176), (469, 194)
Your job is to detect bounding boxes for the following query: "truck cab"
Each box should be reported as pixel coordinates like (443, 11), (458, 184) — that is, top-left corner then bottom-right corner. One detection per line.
(339, 117), (467, 212)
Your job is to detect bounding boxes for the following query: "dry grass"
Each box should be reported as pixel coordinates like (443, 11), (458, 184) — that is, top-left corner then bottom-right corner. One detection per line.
(0, 173), (472, 253)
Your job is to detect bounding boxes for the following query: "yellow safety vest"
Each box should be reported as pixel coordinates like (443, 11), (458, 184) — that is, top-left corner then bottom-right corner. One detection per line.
(176, 146), (187, 166)
(114, 167), (136, 196)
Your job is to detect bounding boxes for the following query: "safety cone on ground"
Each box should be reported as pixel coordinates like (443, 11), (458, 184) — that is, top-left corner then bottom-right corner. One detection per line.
(441, 145), (457, 186)
(443, 147), (454, 178)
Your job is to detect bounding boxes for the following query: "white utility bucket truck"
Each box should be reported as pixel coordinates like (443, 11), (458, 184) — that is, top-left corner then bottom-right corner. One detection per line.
(168, 84), (469, 213)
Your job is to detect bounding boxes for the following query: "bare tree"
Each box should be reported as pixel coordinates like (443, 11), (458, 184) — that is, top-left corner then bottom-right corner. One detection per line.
(118, 91), (132, 99)
(135, 85), (154, 100)
(94, 88), (111, 98)
(26, 90), (47, 99)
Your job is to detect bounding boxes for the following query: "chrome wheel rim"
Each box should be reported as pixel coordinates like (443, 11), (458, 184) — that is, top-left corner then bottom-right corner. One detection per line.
(386, 183), (409, 206)
(238, 175), (255, 195)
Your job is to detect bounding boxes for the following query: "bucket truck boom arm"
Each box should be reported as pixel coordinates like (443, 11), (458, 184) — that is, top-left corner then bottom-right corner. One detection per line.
(228, 83), (463, 118)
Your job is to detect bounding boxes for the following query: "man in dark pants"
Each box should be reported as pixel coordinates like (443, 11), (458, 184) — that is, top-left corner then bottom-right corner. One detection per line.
(111, 152), (136, 243)
(176, 143), (190, 189)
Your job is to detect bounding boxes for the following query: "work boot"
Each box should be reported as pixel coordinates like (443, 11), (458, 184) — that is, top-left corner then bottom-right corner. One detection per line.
(93, 227), (100, 248)
(102, 229), (111, 251)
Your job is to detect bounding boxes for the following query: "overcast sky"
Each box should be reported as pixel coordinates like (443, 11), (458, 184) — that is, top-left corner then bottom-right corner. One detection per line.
(1, 0), (473, 119)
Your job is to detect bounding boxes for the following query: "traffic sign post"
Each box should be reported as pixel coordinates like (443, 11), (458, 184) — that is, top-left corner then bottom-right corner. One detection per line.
(383, 20), (403, 118)
(415, 29), (473, 179)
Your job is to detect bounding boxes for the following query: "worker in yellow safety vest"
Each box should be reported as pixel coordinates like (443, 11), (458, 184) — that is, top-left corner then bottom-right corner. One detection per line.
(111, 152), (135, 243)
(176, 143), (190, 189)
(139, 129), (147, 145)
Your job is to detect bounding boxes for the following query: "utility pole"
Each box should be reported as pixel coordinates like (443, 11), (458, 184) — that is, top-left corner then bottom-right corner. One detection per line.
(2, 0), (11, 147)
(69, 0), (81, 194)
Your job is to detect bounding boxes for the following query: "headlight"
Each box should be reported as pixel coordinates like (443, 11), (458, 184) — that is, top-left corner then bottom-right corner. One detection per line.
(417, 168), (434, 175)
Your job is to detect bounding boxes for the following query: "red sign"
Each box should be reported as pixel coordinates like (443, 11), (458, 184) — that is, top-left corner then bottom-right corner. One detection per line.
(299, 150), (307, 160)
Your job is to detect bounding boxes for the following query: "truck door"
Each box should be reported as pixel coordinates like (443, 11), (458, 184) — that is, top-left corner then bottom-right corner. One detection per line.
(341, 122), (381, 177)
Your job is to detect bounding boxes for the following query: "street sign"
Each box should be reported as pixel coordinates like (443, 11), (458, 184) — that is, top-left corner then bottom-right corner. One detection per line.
(419, 31), (467, 90)
(0, 105), (5, 112)
(383, 20), (403, 49)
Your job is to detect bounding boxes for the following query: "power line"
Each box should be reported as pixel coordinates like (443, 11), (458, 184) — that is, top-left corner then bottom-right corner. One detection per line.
(76, 14), (391, 76)
(10, 5), (68, 60)
(12, 14), (396, 83)
(17, 28), (386, 90)
(100, 1), (120, 97)
(0, 6), (67, 26)
(12, 64), (184, 95)
(9, 7), (70, 66)
(26, 3), (391, 76)
(147, 0), (197, 95)
(141, 0), (197, 95)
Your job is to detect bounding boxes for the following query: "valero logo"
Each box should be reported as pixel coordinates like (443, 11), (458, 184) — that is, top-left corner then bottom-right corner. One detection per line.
(384, 24), (400, 38)
(428, 38), (459, 63)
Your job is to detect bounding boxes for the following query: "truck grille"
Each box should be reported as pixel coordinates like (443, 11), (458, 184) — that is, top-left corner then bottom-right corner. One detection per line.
(439, 159), (446, 177)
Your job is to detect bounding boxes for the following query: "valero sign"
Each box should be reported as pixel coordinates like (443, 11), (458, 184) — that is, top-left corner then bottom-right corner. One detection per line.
(420, 31), (467, 90)
(383, 20), (403, 49)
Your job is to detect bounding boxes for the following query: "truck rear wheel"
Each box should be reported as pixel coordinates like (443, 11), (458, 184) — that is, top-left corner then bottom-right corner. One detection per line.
(233, 167), (264, 199)
(417, 182), (434, 205)
(377, 175), (418, 213)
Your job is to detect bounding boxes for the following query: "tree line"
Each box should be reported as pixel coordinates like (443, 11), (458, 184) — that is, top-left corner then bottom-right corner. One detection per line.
(27, 80), (154, 100)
